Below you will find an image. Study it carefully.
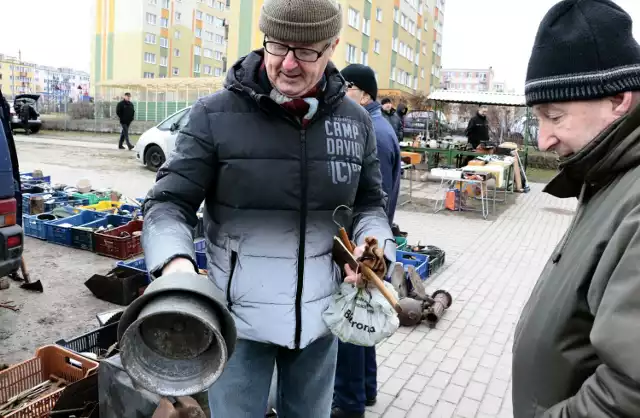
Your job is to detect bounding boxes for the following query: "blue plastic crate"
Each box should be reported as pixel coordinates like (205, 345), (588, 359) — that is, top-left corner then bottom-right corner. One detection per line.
(71, 214), (133, 251)
(23, 207), (79, 240)
(396, 250), (429, 279)
(45, 211), (108, 246)
(20, 172), (52, 184)
(117, 257), (152, 284)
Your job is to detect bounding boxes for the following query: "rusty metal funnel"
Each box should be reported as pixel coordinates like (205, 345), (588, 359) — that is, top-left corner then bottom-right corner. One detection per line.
(117, 271), (236, 397)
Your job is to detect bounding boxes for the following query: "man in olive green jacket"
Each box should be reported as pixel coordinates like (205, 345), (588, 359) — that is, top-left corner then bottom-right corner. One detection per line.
(513, 1), (640, 417)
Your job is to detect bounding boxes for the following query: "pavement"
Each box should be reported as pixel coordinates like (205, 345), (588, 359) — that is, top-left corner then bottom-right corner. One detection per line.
(4, 136), (577, 417)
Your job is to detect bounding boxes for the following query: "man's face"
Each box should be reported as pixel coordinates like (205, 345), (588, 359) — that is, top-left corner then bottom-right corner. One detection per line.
(345, 83), (366, 106)
(382, 102), (393, 111)
(124, 95), (131, 101)
(478, 106), (488, 116)
(264, 37), (338, 98)
(533, 100), (624, 157)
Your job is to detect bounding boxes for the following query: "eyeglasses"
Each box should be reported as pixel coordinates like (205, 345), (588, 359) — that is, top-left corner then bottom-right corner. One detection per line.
(263, 39), (331, 63)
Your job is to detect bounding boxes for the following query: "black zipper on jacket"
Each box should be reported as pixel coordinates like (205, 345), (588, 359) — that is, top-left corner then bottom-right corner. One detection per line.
(294, 129), (308, 349)
(226, 250), (238, 310)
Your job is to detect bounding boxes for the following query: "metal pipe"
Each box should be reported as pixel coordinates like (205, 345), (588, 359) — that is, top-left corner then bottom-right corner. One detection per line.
(424, 290), (452, 326)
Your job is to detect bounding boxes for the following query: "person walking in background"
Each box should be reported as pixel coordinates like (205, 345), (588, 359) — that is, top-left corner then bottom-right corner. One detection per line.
(513, 1), (640, 417)
(332, 63), (401, 418)
(140, 0), (395, 416)
(116, 92), (135, 150)
(381, 98), (403, 141)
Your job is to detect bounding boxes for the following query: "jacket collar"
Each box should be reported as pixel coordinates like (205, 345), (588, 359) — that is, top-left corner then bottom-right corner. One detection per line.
(545, 102), (640, 199)
(365, 101), (382, 116)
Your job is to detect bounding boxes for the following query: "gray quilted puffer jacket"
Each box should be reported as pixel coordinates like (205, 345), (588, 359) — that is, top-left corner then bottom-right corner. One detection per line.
(142, 50), (395, 350)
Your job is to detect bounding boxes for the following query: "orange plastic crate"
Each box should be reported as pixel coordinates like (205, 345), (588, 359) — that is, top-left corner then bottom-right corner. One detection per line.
(0, 345), (99, 418)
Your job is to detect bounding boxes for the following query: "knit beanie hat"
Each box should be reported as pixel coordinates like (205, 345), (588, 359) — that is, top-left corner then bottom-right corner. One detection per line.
(259, 0), (342, 44)
(525, 0), (640, 106)
(341, 64), (378, 101)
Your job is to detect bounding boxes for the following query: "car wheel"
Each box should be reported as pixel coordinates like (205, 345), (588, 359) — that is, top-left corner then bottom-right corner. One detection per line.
(30, 126), (40, 134)
(144, 145), (165, 172)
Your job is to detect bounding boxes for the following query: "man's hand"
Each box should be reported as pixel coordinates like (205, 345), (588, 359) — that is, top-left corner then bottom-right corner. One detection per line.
(162, 257), (196, 276)
(152, 397), (206, 418)
(343, 236), (388, 287)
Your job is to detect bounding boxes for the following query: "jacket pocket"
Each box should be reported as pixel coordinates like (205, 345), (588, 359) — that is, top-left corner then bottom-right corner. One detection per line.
(226, 250), (238, 308)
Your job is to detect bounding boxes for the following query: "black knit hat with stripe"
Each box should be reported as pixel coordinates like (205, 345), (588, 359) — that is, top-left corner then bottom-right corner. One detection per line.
(525, 0), (640, 106)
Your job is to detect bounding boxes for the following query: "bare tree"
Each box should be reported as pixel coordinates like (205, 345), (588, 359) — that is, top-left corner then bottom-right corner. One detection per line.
(486, 106), (517, 142)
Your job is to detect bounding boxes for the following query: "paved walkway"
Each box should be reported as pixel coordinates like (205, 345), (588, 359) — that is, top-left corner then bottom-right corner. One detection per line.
(369, 182), (576, 418)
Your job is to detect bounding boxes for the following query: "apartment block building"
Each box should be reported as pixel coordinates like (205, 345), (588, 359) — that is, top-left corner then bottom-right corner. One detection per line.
(91, 0), (230, 86)
(226, 0), (445, 96)
(0, 54), (90, 101)
(442, 67), (509, 93)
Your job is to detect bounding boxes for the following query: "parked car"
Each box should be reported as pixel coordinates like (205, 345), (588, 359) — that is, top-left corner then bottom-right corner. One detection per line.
(11, 94), (42, 134)
(134, 107), (191, 171)
(404, 110), (450, 138)
(0, 100), (24, 277)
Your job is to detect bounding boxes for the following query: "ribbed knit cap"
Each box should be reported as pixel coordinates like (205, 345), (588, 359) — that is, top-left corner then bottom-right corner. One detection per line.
(525, 0), (640, 106)
(259, 0), (342, 44)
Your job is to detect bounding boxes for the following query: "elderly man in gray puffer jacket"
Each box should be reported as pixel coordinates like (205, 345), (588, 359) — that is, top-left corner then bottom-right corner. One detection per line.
(141, 0), (395, 416)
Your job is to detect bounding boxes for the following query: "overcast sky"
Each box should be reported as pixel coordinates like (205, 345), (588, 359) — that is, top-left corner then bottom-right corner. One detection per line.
(1, 0), (640, 93)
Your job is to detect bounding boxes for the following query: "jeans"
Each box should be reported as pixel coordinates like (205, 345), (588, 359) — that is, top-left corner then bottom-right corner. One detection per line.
(119, 123), (132, 148)
(208, 334), (338, 417)
(333, 341), (378, 414)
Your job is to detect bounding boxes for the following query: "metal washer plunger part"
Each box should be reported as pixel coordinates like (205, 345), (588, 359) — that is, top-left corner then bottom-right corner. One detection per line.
(118, 272), (237, 397)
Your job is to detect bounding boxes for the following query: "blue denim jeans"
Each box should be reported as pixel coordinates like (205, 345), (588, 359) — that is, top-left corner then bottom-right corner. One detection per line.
(333, 341), (378, 414)
(208, 334), (338, 417)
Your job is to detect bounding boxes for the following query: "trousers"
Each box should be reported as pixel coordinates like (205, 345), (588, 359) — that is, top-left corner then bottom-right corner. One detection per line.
(333, 341), (377, 413)
(208, 334), (338, 417)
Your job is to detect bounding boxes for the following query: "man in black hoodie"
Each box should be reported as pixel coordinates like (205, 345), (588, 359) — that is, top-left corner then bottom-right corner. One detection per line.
(115, 92), (135, 150)
(465, 104), (490, 149)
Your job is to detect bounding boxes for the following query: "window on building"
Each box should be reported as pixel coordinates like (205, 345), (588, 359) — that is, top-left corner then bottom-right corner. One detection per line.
(161, 17), (169, 28)
(346, 44), (357, 63)
(144, 52), (156, 64)
(175, 11), (181, 22)
(424, 22), (429, 31)
(362, 18), (370, 36)
(391, 67), (396, 81)
(146, 13), (157, 25)
(175, 30), (181, 39)
(162, 0), (169, 8)
(392, 37), (398, 52)
(196, 10), (203, 20)
(194, 63), (201, 73)
(195, 28), (202, 38)
(215, 34), (224, 44)
(417, 29), (421, 40)
(206, 14), (214, 24)
(204, 48), (213, 58)
(414, 77), (418, 89)
(207, 0), (214, 6)
(361, 51), (368, 66)
(214, 17), (224, 27)
(144, 72), (155, 78)
(160, 56), (168, 67)
(160, 37), (168, 48)
(348, 8), (360, 29)
(194, 46), (201, 56)
(376, 8), (382, 22)
(215, 50), (223, 60)
(394, 8), (400, 23)
(374, 39), (380, 54)
(217, 1), (225, 10)
(421, 68), (425, 78)
(204, 31), (213, 41)
(214, 67), (222, 76)
(149, 0), (157, 5)
(174, 48), (181, 57)
(145, 33), (156, 44)
(204, 65), (212, 75)
(173, 67), (180, 75)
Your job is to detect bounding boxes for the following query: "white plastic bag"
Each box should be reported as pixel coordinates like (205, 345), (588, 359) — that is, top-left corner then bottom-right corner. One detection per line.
(323, 281), (400, 346)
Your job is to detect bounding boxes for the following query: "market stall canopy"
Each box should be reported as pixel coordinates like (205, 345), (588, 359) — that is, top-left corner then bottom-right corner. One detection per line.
(96, 77), (226, 92)
(428, 89), (526, 107)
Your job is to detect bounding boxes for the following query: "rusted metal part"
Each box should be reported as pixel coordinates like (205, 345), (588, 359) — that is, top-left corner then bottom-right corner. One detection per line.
(397, 298), (425, 327)
(0, 301), (18, 311)
(425, 290), (453, 327)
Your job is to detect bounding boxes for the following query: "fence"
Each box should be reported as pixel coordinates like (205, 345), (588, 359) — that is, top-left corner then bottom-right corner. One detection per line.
(39, 77), (226, 134)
